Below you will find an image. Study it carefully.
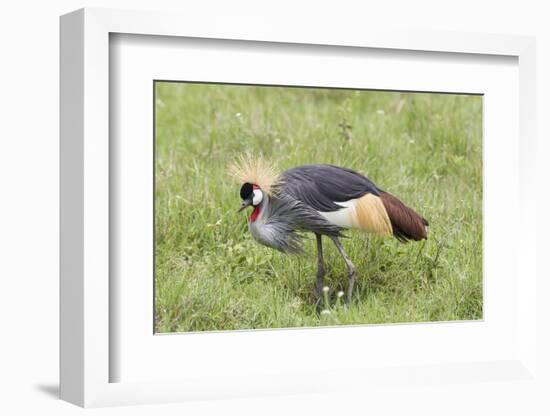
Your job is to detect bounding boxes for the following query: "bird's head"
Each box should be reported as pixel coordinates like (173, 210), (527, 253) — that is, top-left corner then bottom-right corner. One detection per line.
(238, 182), (263, 212)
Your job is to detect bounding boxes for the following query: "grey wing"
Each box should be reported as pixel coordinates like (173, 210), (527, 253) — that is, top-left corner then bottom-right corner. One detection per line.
(280, 164), (381, 212)
(262, 194), (343, 254)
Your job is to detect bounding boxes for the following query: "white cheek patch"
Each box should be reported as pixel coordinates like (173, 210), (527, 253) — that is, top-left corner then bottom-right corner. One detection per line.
(252, 189), (263, 206)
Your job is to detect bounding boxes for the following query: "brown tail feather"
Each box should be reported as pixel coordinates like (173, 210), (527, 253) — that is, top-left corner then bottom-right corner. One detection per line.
(379, 191), (428, 242)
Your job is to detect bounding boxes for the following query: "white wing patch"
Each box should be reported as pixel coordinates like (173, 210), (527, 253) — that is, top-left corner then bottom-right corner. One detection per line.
(318, 200), (356, 228)
(318, 196), (393, 235)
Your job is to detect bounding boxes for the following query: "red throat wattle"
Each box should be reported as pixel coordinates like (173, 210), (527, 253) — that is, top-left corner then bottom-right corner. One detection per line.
(249, 184), (261, 222)
(250, 205), (261, 222)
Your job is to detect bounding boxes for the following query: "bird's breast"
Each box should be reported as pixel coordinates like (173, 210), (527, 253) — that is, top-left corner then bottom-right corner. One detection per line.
(248, 214), (275, 248)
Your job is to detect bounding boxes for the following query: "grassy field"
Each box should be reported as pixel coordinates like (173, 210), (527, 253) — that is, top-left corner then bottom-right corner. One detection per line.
(154, 82), (482, 333)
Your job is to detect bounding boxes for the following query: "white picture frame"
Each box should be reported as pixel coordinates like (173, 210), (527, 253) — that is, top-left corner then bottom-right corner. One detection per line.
(60, 8), (537, 408)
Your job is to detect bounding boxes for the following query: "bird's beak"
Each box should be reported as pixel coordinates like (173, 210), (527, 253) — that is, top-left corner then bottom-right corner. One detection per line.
(238, 197), (253, 212)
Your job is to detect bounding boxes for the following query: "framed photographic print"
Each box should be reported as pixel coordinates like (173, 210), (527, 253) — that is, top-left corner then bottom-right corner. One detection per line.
(60, 8), (538, 408)
(153, 81), (482, 333)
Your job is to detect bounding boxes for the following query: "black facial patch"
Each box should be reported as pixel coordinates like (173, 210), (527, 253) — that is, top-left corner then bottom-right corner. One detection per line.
(240, 182), (253, 200)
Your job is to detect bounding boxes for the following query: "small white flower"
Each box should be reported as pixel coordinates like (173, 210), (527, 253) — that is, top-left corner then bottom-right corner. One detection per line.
(337, 291), (344, 298)
(321, 309), (331, 315)
(322, 286), (329, 294)
(235, 112), (241, 117)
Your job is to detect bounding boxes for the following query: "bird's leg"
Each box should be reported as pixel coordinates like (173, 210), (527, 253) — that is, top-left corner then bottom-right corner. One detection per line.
(315, 233), (325, 314)
(331, 236), (356, 305)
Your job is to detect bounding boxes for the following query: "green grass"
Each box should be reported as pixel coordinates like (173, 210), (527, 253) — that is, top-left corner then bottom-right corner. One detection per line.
(154, 82), (482, 333)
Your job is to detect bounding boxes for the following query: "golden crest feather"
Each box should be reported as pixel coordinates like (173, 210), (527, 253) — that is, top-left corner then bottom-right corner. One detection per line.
(228, 154), (281, 196)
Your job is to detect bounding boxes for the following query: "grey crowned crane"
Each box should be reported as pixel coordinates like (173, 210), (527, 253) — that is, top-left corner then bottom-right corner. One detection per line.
(229, 156), (428, 308)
